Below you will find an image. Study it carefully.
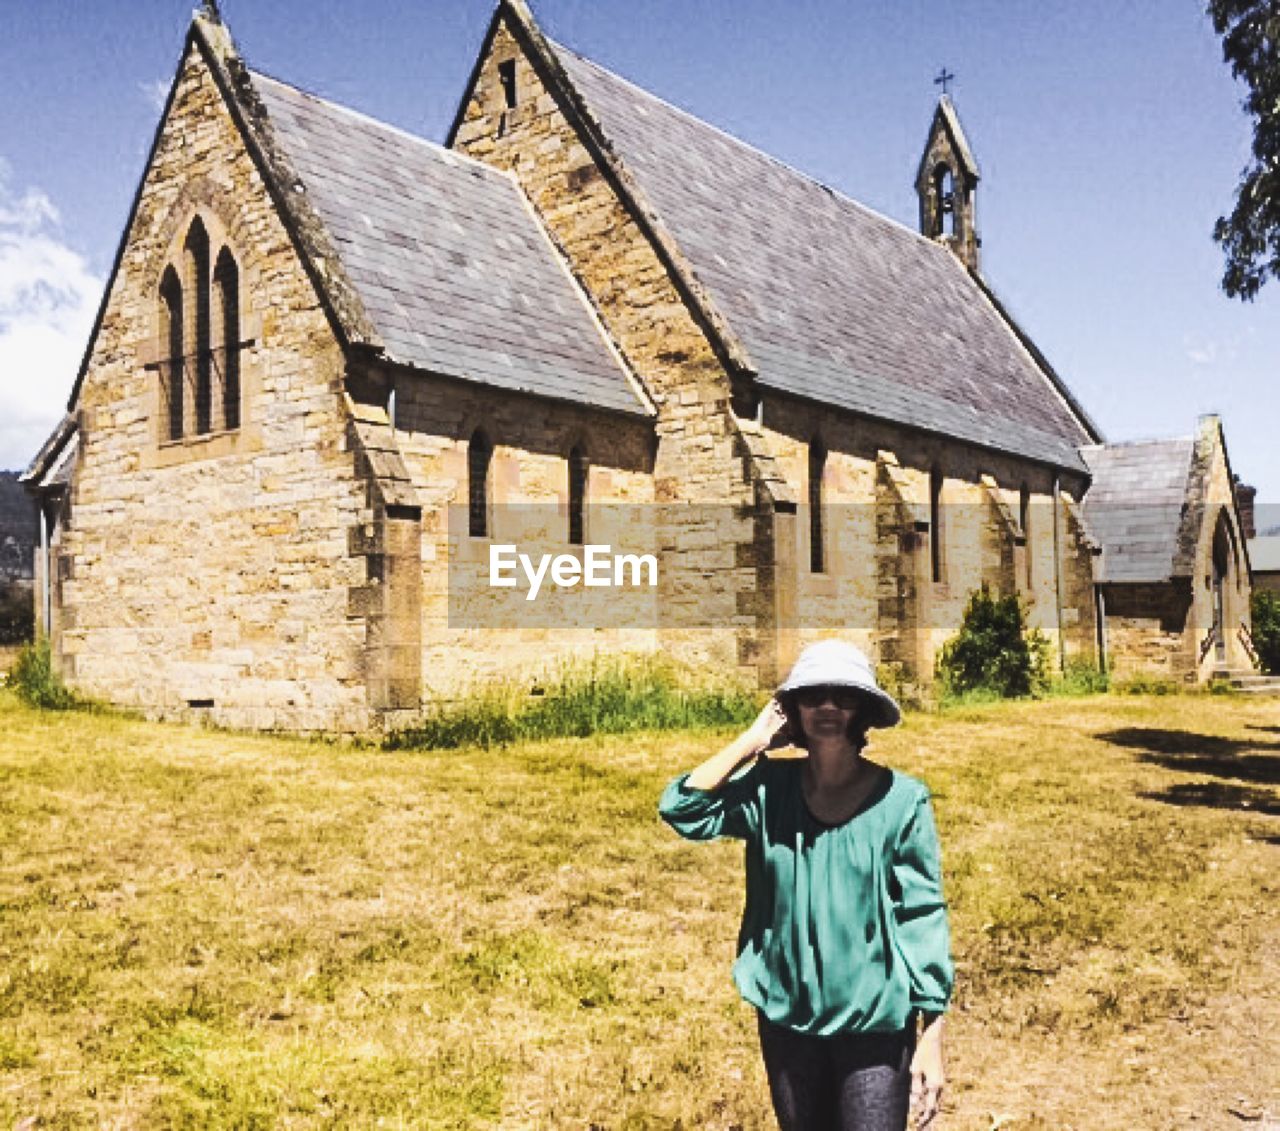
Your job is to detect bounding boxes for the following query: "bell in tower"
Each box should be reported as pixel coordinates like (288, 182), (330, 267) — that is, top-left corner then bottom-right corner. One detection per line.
(916, 93), (981, 272)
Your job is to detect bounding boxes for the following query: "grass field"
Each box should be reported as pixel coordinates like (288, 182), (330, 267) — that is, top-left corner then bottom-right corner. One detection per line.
(0, 686), (1277, 1129)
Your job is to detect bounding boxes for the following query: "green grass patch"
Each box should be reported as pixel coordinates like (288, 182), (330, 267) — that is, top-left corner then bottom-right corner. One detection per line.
(0, 687), (1276, 1127)
(386, 652), (761, 750)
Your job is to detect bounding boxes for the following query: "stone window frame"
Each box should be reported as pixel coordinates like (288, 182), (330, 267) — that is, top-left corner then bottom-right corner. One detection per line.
(567, 441), (589, 546)
(468, 428), (494, 539)
(143, 202), (258, 466)
(1020, 481), (1033, 590)
(808, 435), (827, 574)
(929, 465), (946, 585)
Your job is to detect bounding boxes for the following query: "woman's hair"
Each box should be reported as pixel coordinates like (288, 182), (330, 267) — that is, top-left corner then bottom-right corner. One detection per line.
(776, 689), (871, 753)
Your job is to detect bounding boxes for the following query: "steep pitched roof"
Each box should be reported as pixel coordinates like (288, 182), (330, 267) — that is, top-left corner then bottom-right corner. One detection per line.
(1249, 535), (1280, 573)
(1079, 439), (1196, 583)
(250, 73), (650, 416)
(528, 37), (1099, 468)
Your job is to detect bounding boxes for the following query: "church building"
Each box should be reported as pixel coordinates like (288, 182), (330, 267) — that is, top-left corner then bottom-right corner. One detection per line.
(23, 2), (1257, 731)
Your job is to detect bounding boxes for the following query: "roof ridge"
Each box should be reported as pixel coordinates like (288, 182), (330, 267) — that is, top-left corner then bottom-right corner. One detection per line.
(548, 38), (952, 259)
(249, 69), (508, 182)
(1081, 435), (1195, 451)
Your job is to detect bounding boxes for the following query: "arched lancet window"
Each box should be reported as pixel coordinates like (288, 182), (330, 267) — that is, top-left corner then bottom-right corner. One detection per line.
(160, 267), (184, 442)
(933, 164), (957, 239)
(568, 445), (587, 546)
(809, 437), (826, 574)
(1020, 483), (1033, 588)
(930, 467), (945, 584)
(213, 248), (240, 432)
(183, 219), (212, 435)
(468, 430), (493, 538)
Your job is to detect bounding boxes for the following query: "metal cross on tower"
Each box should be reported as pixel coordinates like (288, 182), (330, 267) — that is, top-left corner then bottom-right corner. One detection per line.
(934, 68), (956, 96)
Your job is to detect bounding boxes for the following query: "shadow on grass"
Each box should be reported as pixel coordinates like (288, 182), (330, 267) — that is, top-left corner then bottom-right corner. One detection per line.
(1099, 727), (1280, 786)
(1137, 781), (1280, 818)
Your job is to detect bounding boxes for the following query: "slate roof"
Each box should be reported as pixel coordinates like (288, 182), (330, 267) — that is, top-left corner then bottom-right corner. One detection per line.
(1079, 439), (1195, 583)
(1248, 535), (1280, 574)
(251, 73), (649, 417)
(548, 43), (1096, 469)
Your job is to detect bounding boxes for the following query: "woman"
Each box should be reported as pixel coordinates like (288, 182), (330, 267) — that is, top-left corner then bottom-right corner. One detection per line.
(659, 639), (952, 1131)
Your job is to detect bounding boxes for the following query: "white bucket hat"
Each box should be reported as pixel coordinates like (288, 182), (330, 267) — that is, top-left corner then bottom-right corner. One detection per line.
(776, 639), (902, 729)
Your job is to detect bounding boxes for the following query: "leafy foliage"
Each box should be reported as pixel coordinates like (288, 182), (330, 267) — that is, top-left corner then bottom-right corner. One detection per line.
(1207, 0), (1280, 298)
(1251, 588), (1280, 672)
(936, 584), (1050, 698)
(10, 637), (80, 710)
(386, 652), (760, 750)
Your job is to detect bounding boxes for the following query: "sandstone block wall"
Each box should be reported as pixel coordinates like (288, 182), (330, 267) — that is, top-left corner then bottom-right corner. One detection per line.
(763, 395), (1099, 687)
(452, 17), (776, 684)
(50, 44), (375, 732)
(384, 367), (662, 697)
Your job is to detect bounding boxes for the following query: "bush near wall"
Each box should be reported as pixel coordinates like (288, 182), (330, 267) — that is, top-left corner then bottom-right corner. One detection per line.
(1252, 589), (1280, 674)
(936, 584), (1051, 699)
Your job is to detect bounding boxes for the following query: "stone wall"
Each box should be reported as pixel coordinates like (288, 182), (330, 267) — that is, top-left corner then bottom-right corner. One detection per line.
(762, 395), (1099, 688)
(50, 42), (375, 732)
(452, 15), (783, 684)
(385, 365), (662, 697)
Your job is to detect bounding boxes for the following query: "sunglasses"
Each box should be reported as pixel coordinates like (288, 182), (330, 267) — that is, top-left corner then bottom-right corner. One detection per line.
(794, 685), (863, 710)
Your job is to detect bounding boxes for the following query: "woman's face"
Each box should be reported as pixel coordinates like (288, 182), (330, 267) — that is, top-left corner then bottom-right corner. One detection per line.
(794, 685), (861, 741)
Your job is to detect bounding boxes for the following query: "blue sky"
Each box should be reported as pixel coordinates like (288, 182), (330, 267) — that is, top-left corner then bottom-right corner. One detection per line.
(1, 0), (1276, 515)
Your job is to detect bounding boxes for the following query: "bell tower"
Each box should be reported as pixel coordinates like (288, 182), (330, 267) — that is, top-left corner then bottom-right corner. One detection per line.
(916, 95), (981, 272)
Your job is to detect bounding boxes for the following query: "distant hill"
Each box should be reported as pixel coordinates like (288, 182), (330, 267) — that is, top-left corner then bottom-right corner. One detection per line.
(0, 471), (37, 581)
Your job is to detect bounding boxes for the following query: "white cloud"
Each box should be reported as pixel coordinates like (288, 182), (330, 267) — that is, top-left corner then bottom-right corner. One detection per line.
(139, 78), (170, 115)
(0, 160), (101, 472)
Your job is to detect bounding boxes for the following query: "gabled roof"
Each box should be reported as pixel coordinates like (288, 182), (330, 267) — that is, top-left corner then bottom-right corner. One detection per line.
(501, 29), (1100, 470)
(250, 73), (650, 416)
(1249, 535), (1280, 573)
(917, 95), (980, 185)
(1079, 438), (1196, 583)
(59, 11), (650, 427)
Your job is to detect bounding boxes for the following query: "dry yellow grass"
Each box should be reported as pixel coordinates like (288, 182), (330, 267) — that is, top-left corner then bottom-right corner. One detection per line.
(0, 689), (1276, 1128)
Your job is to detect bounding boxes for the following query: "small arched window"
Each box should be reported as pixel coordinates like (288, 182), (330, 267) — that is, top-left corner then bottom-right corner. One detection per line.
(213, 249), (241, 432)
(468, 430), (493, 538)
(809, 437), (826, 574)
(930, 467), (945, 584)
(933, 164), (957, 239)
(183, 219), (212, 434)
(160, 267), (184, 442)
(568, 445), (587, 545)
(1019, 483), (1033, 588)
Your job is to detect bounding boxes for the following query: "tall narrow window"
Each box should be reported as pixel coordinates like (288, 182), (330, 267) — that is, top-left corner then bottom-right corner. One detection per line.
(930, 467), (945, 583)
(809, 438), (826, 573)
(1020, 483), (1032, 588)
(499, 59), (517, 110)
(933, 165), (956, 239)
(160, 267), (184, 442)
(469, 430), (493, 538)
(183, 219), (211, 435)
(213, 249), (240, 432)
(568, 445), (587, 545)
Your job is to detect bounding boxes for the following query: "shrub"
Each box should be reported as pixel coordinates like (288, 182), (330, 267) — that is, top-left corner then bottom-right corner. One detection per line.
(1044, 658), (1110, 697)
(9, 637), (80, 710)
(1111, 673), (1180, 696)
(387, 652), (761, 750)
(936, 584), (1050, 699)
(1251, 589), (1280, 674)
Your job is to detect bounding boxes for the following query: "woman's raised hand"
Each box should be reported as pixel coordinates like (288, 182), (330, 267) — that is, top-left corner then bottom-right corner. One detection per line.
(745, 698), (790, 752)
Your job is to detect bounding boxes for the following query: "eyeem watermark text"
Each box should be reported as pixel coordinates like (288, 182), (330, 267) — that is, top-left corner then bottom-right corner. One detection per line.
(489, 544), (659, 601)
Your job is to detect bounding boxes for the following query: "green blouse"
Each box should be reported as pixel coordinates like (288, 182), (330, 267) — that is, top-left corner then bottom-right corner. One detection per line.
(659, 758), (953, 1037)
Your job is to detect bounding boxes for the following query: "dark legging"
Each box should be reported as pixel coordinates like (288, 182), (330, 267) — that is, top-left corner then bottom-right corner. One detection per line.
(757, 1012), (914, 1131)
